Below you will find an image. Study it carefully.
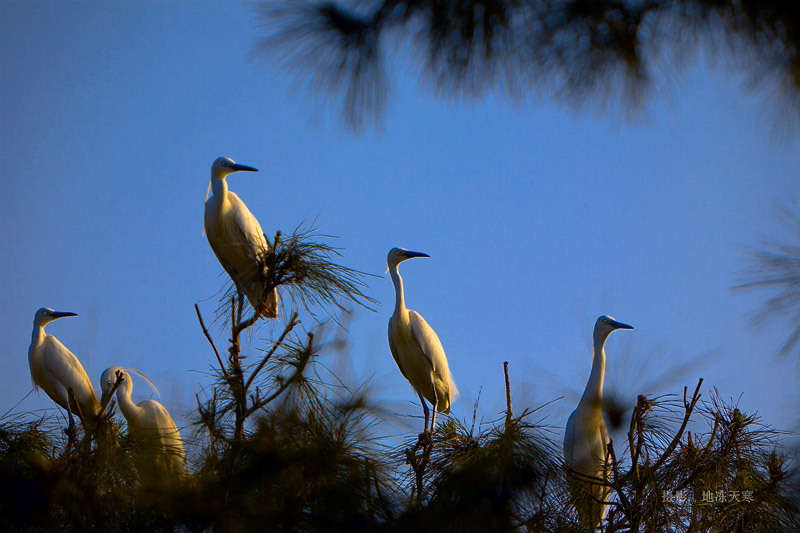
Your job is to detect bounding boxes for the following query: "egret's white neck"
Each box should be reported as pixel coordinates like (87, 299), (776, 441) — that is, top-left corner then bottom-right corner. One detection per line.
(211, 176), (228, 198)
(580, 332), (609, 409)
(31, 322), (45, 346)
(115, 380), (143, 425)
(388, 264), (406, 315)
(29, 323), (46, 369)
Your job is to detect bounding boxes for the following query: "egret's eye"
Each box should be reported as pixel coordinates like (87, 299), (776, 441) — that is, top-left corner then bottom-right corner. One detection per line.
(222, 161), (228, 166)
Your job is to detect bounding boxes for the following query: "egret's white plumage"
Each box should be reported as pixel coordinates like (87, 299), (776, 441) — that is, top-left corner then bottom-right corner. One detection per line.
(564, 315), (633, 529)
(100, 367), (188, 479)
(204, 156), (278, 318)
(387, 247), (457, 433)
(28, 308), (99, 428)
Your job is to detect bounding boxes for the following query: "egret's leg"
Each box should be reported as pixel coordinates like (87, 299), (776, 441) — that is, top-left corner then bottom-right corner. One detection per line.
(59, 385), (76, 432)
(417, 392), (430, 434)
(236, 291), (245, 324)
(61, 407), (77, 452)
(429, 383), (438, 433)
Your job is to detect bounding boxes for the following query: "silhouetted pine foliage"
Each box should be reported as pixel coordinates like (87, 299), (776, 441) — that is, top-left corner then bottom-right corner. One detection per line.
(255, 0), (800, 130)
(736, 207), (800, 359)
(191, 388), (394, 531)
(394, 411), (572, 532)
(5, 375), (796, 530)
(3, 224), (799, 531)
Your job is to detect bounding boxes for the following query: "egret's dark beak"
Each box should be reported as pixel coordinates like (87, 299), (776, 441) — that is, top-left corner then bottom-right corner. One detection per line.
(611, 319), (633, 330)
(100, 391), (111, 406)
(403, 251), (430, 259)
(230, 163), (258, 172)
(52, 311), (78, 319)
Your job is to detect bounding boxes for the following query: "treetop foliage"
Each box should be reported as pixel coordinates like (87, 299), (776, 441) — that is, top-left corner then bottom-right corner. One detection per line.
(256, 0), (800, 130)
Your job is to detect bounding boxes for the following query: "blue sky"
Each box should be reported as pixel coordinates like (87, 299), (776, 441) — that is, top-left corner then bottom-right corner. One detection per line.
(1, 1), (798, 449)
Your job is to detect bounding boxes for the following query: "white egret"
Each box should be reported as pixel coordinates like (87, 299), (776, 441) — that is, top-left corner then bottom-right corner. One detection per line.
(28, 308), (100, 429)
(204, 156), (278, 318)
(100, 367), (188, 479)
(564, 315), (633, 529)
(387, 247), (457, 434)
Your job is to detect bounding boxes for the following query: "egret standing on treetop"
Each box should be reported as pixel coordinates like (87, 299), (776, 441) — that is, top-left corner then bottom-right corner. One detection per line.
(387, 247), (457, 434)
(204, 156), (278, 318)
(28, 308), (100, 430)
(100, 367), (188, 479)
(564, 315), (633, 529)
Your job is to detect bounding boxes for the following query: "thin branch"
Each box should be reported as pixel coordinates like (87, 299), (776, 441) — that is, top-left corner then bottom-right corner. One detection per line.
(405, 432), (435, 505)
(503, 361), (512, 426)
(195, 304), (230, 382)
(650, 378), (703, 473)
(248, 332), (316, 415)
(243, 311), (301, 394)
(607, 440), (633, 515)
(233, 293), (260, 339)
(195, 391), (229, 444)
(237, 288), (244, 326)
(628, 394), (646, 482)
(98, 371), (124, 415)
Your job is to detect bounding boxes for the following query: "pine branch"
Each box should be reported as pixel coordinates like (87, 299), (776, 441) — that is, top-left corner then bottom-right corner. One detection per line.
(195, 303), (230, 383)
(243, 311), (301, 395)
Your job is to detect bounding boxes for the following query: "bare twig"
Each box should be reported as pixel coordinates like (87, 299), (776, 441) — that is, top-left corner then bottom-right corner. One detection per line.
(406, 433), (435, 505)
(233, 294), (260, 340)
(243, 311), (301, 395)
(195, 304), (230, 382)
(98, 371), (125, 415)
(627, 394), (648, 482)
(248, 332), (315, 414)
(503, 361), (512, 426)
(606, 440), (632, 515)
(650, 378), (703, 473)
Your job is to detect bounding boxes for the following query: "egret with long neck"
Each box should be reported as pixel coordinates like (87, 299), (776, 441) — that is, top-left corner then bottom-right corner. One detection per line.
(387, 247), (457, 434)
(204, 156), (278, 318)
(100, 367), (188, 479)
(28, 308), (99, 430)
(564, 315), (633, 529)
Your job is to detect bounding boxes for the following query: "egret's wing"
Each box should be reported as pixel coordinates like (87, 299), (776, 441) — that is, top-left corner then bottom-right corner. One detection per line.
(408, 310), (450, 382)
(599, 417), (610, 480)
(225, 191), (270, 258)
(599, 418), (609, 448)
(140, 402), (184, 454)
(206, 190), (278, 316)
(137, 400), (188, 476)
(223, 192), (279, 315)
(409, 310), (459, 410)
(204, 192), (268, 272)
(41, 336), (98, 414)
(136, 400), (179, 436)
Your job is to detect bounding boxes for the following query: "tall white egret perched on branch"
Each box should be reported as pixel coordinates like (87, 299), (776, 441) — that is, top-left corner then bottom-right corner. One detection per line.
(28, 308), (99, 430)
(387, 247), (457, 434)
(564, 315), (633, 529)
(204, 156), (278, 318)
(100, 367), (188, 479)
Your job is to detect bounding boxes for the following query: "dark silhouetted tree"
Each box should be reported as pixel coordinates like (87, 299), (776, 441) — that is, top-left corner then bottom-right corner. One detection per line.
(256, 0), (800, 130)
